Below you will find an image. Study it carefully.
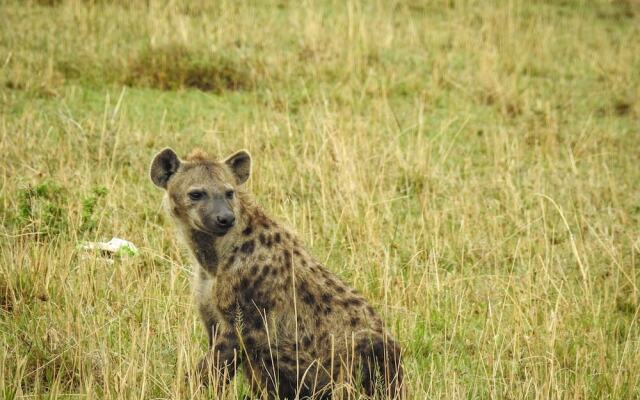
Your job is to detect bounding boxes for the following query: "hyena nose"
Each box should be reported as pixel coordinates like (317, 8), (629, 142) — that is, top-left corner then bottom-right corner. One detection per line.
(216, 214), (235, 228)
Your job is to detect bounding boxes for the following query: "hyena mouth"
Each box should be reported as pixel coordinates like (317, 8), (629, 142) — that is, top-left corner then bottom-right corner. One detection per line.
(196, 221), (232, 237)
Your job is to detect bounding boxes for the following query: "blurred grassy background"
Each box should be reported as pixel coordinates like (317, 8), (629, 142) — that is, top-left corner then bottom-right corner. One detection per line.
(1, 0), (639, 398)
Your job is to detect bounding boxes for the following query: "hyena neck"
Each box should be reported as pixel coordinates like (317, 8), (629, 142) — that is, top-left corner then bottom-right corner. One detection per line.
(187, 229), (219, 275)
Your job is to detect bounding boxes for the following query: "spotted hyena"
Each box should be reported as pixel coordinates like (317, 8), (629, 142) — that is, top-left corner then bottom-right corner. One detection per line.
(150, 148), (403, 399)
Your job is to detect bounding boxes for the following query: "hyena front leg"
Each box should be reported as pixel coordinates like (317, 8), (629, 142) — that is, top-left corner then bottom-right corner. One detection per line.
(191, 323), (242, 391)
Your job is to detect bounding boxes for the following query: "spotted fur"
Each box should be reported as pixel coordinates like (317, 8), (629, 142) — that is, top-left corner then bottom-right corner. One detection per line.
(150, 148), (403, 399)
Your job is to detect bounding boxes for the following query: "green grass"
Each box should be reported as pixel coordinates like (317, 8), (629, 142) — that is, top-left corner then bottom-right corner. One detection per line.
(1, 0), (639, 398)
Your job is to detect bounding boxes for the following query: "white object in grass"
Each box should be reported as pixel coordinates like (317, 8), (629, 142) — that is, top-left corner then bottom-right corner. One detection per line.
(81, 237), (139, 256)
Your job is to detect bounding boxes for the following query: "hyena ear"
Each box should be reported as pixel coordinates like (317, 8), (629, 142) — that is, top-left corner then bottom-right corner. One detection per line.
(224, 150), (252, 185)
(150, 148), (181, 189)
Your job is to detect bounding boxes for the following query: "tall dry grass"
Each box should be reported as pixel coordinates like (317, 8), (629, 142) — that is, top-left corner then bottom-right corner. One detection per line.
(1, 0), (639, 398)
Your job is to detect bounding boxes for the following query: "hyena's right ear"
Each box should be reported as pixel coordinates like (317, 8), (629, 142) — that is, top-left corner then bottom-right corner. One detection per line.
(150, 148), (181, 189)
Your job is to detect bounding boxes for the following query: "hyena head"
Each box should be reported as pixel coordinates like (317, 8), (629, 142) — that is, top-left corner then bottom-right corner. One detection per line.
(150, 148), (251, 236)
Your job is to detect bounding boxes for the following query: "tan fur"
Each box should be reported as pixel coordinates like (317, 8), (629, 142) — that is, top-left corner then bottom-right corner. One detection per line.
(150, 148), (403, 399)
(186, 148), (209, 162)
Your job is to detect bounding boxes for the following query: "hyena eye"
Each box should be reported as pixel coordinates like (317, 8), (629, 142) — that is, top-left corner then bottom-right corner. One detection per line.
(225, 190), (235, 199)
(188, 191), (205, 201)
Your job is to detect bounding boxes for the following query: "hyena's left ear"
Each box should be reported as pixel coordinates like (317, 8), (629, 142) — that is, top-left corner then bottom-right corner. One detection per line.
(224, 150), (251, 185)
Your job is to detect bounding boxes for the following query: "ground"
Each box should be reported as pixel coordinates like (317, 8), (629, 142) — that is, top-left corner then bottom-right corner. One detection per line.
(0, 0), (639, 399)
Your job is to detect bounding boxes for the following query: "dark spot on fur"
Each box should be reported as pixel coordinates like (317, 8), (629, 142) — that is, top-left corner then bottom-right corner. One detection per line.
(242, 226), (253, 236)
(283, 250), (292, 268)
(321, 293), (333, 303)
(299, 281), (316, 305)
(256, 265), (270, 283)
(250, 316), (264, 330)
(239, 277), (251, 290)
(350, 316), (360, 326)
(225, 254), (236, 269)
(293, 249), (301, 257)
(190, 230), (218, 273)
(250, 264), (259, 276)
(274, 232), (281, 243)
(356, 340), (369, 354)
(345, 298), (363, 308)
(302, 336), (312, 347)
(244, 335), (256, 348)
(259, 232), (273, 247)
(280, 353), (293, 364)
(216, 342), (228, 353)
(241, 240), (255, 254)
(300, 292), (316, 305)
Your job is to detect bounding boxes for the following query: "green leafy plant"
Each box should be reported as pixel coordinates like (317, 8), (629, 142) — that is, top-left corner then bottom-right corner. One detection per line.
(16, 181), (67, 236)
(80, 186), (108, 234)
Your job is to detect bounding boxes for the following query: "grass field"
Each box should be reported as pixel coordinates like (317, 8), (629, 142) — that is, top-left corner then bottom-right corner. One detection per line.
(1, 0), (639, 398)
